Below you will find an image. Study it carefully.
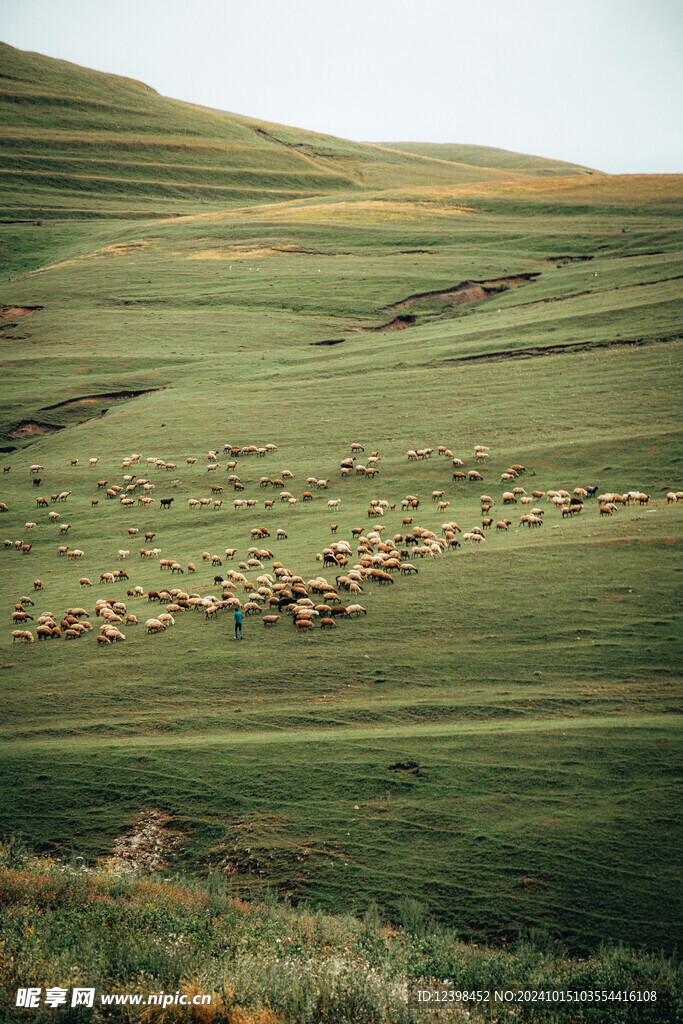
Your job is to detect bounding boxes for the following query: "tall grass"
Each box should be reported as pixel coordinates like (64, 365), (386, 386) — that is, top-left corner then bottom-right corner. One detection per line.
(1, 844), (680, 1023)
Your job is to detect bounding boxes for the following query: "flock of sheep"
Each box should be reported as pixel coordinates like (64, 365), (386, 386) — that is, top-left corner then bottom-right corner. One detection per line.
(3, 443), (679, 646)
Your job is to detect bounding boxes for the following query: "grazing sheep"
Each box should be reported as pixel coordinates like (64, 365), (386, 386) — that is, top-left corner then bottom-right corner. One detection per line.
(12, 630), (34, 643)
(34, 579), (44, 590)
(263, 615), (280, 627)
(146, 618), (167, 634)
(345, 604), (367, 616)
(125, 614), (138, 625)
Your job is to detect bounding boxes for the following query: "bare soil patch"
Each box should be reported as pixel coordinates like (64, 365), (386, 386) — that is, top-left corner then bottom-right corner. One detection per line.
(101, 808), (184, 873)
(41, 388), (162, 411)
(545, 255), (594, 263)
(0, 304), (43, 318)
(8, 420), (64, 439)
(385, 273), (540, 311)
(443, 333), (681, 364)
(349, 314), (416, 333)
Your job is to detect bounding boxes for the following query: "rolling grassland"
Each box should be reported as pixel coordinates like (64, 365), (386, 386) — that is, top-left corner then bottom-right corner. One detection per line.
(0, 47), (681, 1013)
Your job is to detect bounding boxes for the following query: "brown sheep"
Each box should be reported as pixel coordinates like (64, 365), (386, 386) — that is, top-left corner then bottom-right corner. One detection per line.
(12, 629), (34, 643)
(263, 615), (280, 627)
(146, 618), (167, 634)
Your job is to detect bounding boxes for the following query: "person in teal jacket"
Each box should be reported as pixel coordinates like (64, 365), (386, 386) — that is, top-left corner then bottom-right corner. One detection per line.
(234, 608), (243, 640)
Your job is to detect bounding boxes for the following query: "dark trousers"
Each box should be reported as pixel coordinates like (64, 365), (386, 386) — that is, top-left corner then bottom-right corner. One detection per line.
(234, 622), (242, 638)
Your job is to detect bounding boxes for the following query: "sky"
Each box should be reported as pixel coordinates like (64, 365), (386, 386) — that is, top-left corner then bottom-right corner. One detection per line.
(1, 0), (682, 173)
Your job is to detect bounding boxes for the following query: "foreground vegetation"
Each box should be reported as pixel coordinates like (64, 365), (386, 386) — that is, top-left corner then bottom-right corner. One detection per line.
(1, 841), (680, 1023)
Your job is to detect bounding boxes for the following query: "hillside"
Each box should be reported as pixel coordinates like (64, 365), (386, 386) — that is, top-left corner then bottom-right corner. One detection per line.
(378, 141), (597, 176)
(0, 42), (527, 221)
(0, 43), (681, 968)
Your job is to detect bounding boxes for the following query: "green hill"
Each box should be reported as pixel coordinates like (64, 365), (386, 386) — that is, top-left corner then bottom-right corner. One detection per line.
(0, 40), (681, 966)
(0, 42), (523, 220)
(378, 141), (597, 176)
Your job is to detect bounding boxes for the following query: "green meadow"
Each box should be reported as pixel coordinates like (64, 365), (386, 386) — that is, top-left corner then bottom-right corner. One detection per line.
(0, 42), (682, 975)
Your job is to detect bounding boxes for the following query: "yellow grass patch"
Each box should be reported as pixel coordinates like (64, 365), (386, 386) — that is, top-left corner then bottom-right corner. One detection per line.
(33, 239), (152, 273)
(392, 173), (683, 205)
(188, 245), (298, 260)
(252, 198), (475, 223)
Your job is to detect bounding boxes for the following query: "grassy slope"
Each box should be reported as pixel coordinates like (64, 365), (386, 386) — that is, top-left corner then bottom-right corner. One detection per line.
(379, 141), (597, 176)
(0, 48), (681, 959)
(2, 845), (681, 1023)
(0, 43), (530, 222)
